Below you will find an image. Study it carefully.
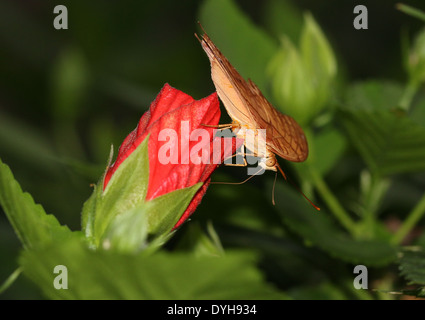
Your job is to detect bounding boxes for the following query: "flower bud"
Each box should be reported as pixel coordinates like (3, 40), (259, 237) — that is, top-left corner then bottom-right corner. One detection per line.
(82, 84), (235, 252)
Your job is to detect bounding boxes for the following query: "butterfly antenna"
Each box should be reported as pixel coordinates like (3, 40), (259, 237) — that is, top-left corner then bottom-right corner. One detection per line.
(272, 171), (278, 206)
(196, 21), (207, 34)
(275, 162), (320, 211)
(211, 166), (263, 185)
(194, 22), (208, 43)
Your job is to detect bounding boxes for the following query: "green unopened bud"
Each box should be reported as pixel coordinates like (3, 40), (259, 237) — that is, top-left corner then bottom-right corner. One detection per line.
(407, 27), (425, 84)
(301, 13), (337, 84)
(268, 13), (337, 125)
(268, 37), (315, 125)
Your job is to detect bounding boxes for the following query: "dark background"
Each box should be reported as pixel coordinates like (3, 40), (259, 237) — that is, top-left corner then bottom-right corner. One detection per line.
(0, 0), (424, 299)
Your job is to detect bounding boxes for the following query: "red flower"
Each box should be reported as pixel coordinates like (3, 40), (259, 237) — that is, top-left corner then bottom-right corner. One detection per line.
(104, 83), (234, 229)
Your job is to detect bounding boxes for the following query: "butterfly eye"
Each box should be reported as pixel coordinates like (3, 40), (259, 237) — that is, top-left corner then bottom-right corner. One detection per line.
(265, 156), (276, 168)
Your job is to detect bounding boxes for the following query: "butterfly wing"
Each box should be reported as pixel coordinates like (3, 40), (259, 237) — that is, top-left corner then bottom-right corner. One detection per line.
(197, 30), (308, 162)
(245, 80), (308, 162)
(196, 32), (254, 126)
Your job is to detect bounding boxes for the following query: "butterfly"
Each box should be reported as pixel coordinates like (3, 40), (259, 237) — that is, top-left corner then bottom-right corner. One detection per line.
(195, 25), (319, 210)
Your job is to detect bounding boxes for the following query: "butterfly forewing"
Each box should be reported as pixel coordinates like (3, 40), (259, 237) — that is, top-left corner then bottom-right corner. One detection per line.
(260, 109), (308, 162)
(196, 30), (308, 163)
(196, 33), (254, 126)
(244, 80), (308, 162)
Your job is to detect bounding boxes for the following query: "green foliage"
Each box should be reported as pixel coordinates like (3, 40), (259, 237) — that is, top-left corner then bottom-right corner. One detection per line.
(175, 222), (225, 257)
(399, 247), (425, 285)
(311, 129), (347, 177)
(198, 0), (277, 93)
(82, 138), (202, 252)
(340, 81), (425, 176)
(1, 152), (284, 299)
(398, 247), (425, 297)
(275, 183), (397, 266)
(19, 237), (286, 300)
(0, 159), (75, 249)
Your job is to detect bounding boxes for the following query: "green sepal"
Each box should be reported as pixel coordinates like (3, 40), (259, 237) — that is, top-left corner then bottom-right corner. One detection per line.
(81, 136), (203, 252)
(102, 182), (202, 253)
(81, 138), (150, 248)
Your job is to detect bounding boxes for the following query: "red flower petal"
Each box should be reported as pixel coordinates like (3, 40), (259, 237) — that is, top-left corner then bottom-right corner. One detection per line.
(103, 83), (237, 229)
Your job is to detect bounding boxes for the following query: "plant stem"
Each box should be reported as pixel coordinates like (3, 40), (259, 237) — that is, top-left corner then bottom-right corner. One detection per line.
(396, 3), (425, 23)
(342, 279), (374, 300)
(308, 164), (358, 236)
(391, 191), (425, 245)
(0, 267), (22, 294)
(398, 79), (418, 112)
(359, 171), (391, 239)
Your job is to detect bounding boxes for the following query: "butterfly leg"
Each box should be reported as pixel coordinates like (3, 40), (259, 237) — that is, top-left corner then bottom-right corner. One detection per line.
(201, 120), (240, 131)
(222, 152), (247, 167)
(201, 123), (233, 130)
(222, 148), (260, 167)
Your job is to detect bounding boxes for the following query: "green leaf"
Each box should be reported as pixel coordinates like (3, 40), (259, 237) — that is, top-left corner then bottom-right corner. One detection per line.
(410, 98), (425, 127)
(340, 81), (425, 176)
(176, 222), (224, 257)
(262, 0), (303, 44)
(341, 110), (425, 176)
(399, 247), (425, 285)
(198, 0), (277, 92)
(274, 182), (397, 266)
(19, 237), (287, 299)
(343, 80), (404, 112)
(399, 287), (425, 298)
(217, 225), (334, 284)
(309, 128), (347, 177)
(0, 158), (73, 249)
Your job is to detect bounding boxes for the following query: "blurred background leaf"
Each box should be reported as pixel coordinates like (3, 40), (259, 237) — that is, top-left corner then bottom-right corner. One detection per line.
(20, 237), (287, 300)
(273, 181), (397, 266)
(199, 0), (277, 93)
(340, 81), (425, 176)
(399, 247), (425, 285)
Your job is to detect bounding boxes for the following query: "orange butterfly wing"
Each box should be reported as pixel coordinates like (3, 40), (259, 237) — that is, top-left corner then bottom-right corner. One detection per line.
(196, 32), (308, 162)
(196, 32), (254, 126)
(244, 79), (308, 162)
